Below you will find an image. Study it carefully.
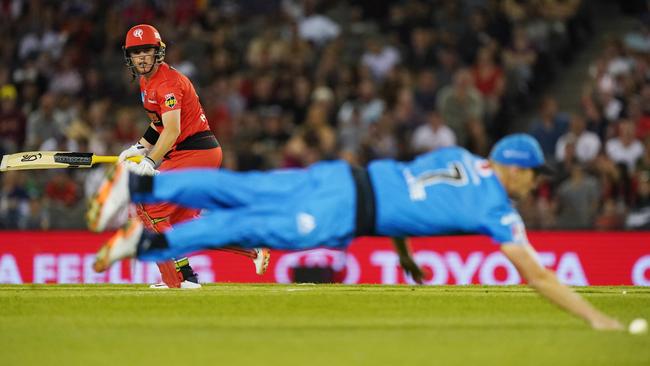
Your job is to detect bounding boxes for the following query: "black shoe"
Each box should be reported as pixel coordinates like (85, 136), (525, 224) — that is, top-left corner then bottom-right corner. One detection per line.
(178, 264), (199, 284)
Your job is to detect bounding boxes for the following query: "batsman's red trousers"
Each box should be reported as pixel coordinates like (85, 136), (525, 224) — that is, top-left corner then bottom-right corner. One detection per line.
(136, 147), (223, 232)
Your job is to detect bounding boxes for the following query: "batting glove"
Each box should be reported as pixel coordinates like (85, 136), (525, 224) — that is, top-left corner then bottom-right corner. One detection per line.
(118, 143), (149, 163)
(126, 156), (159, 176)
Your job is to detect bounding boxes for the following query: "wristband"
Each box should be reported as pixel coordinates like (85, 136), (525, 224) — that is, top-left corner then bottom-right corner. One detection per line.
(144, 155), (159, 168)
(143, 126), (160, 145)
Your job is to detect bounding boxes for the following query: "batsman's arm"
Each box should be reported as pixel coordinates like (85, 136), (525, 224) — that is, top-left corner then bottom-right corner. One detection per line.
(136, 124), (156, 150)
(391, 237), (424, 284)
(500, 243), (623, 330)
(147, 109), (181, 164)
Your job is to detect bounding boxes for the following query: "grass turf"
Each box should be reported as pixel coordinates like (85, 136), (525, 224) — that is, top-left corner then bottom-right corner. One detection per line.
(0, 284), (648, 366)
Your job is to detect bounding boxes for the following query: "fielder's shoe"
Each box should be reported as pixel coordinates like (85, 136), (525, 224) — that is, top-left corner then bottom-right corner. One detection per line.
(87, 163), (130, 232)
(253, 248), (271, 275)
(149, 280), (202, 289)
(93, 219), (143, 272)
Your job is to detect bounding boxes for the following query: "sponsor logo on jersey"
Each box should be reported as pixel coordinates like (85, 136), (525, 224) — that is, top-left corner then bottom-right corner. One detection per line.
(164, 93), (176, 108)
(297, 212), (316, 235)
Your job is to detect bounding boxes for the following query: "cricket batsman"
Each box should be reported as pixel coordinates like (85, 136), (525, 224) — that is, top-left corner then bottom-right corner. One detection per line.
(87, 24), (269, 288)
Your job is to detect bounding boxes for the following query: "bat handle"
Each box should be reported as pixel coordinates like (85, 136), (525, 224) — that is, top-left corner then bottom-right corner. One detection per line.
(126, 156), (143, 163)
(91, 155), (144, 165)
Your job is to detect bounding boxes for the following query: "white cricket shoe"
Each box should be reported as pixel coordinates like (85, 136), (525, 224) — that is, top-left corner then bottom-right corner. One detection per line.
(93, 219), (143, 273)
(149, 281), (202, 289)
(253, 248), (271, 275)
(87, 163), (131, 232)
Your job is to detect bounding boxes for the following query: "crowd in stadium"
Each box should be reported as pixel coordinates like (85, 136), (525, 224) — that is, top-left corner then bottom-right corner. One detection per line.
(0, 0), (648, 231)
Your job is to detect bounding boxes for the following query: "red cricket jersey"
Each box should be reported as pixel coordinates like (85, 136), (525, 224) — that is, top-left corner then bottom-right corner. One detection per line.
(139, 62), (210, 148)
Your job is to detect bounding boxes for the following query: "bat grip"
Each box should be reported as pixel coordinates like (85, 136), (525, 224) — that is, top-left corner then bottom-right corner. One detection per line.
(91, 155), (144, 164)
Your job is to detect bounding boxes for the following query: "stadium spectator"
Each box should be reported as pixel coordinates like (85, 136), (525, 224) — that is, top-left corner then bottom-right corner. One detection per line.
(472, 46), (505, 137)
(410, 110), (456, 154)
(555, 114), (601, 164)
(48, 53), (84, 96)
(295, 0), (341, 47)
(360, 37), (401, 82)
(25, 93), (70, 150)
(404, 27), (437, 72)
(594, 197), (625, 231)
(581, 85), (611, 141)
(605, 119), (644, 174)
(0, 171), (29, 229)
(554, 165), (600, 229)
(0, 84), (26, 152)
(625, 170), (650, 230)
(529, 95), (569, 159)
(458, 8), (495, 65)
(413, 69), (439, 112)
(112, 108), (141, 146)
(434, 46), (460, 89)
(45, 171), (79, 207)
(338, 79), (385, 128)
(436, 68), (484, 148)
(503, 26), (537, 98)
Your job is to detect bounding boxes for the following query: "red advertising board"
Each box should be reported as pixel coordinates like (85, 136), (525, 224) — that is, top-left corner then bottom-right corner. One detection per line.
(0, 231), (648, 285)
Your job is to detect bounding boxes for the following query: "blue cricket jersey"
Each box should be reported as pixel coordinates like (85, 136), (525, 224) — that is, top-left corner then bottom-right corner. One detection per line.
(368, 147), (528, 245)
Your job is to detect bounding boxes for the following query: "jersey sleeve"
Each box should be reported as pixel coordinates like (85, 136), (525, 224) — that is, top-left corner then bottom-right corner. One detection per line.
(479, 203), (530, 245)
(156, 80), (183, 114)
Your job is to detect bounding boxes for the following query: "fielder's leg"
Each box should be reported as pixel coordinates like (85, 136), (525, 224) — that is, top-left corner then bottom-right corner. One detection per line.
(131, 168), (312, 209)
(93, 218), (271, 276)
(134, 205), (296, 262)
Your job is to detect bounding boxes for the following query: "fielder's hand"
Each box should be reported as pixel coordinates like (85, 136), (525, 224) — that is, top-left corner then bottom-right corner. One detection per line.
(399, 253), (424, 284)
(391, 237), (424, 284)
(126, 156), (159, 176)
(590, 316), (624, 331)
(118, 143), (149, 163)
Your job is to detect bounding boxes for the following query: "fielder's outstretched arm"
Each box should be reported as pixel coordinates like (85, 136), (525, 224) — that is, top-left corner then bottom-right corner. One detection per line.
(391, 238), (424, 284)
(500, 243), (623, 330)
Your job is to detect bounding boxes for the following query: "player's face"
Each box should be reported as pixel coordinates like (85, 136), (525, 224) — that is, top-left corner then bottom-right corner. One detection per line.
(129, 48), (156, 75)
(508, 167), (537, 199)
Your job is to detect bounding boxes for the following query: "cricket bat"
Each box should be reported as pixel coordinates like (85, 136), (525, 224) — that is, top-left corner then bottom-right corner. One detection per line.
(0, 151), (143, 172)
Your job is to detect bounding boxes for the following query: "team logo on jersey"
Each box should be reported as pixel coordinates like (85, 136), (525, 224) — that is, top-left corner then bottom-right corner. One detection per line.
(133, 28), (143, 40)
(474, 159), (493, 177)
(164, 93), (177, 108)
(501, 213), (528, 244)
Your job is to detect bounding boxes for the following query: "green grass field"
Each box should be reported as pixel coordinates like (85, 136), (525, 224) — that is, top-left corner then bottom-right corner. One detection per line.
(0, 285), (648, 366)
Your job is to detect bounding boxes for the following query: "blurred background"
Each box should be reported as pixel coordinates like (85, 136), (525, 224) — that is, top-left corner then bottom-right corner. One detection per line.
(0, 0), (649, 231)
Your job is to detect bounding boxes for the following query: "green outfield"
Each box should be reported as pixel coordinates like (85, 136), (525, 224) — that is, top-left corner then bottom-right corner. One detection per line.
(0, 285), (648, 366)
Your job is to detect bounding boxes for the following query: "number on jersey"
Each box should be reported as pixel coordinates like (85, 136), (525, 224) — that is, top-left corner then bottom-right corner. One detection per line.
(404, 162), (468, 201)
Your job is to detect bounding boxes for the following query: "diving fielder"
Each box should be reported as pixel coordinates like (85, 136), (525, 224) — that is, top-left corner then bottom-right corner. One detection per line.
(92, 134), (622, 330)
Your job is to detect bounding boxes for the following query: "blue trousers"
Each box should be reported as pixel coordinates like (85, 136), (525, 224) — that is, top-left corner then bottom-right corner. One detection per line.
(133, 161), (358, 261)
